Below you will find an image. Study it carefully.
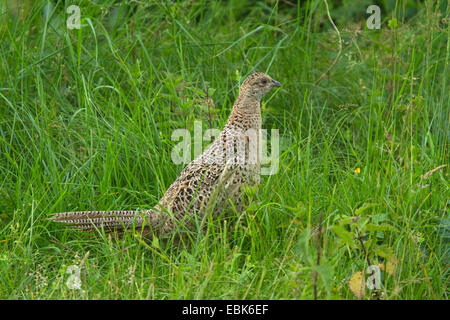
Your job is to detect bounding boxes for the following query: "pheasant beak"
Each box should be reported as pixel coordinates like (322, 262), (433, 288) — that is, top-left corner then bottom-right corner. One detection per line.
(272, 79), (282, 87)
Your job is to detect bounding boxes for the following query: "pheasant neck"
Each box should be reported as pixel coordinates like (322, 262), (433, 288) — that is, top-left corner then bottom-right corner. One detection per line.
(226, 95), (261, 131)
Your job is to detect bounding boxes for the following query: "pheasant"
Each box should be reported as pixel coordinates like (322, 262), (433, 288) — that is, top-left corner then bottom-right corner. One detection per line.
(50, 72), (281, 236)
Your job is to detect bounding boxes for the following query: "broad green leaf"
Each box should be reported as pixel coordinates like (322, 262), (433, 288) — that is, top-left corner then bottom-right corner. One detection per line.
(373, 245), (396, 261)
(332, 225), (354, 245)
(365, 223), (399, 233)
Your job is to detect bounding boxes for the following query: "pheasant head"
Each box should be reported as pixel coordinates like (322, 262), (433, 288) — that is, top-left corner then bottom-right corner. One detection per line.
(239, 72), (281, 101)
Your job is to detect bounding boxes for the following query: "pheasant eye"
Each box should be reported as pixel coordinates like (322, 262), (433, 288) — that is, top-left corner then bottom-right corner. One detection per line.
(261, 79), (267, 84)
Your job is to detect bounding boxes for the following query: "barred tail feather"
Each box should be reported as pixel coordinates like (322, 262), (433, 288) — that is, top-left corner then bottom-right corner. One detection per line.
(49, 210), (145, 231)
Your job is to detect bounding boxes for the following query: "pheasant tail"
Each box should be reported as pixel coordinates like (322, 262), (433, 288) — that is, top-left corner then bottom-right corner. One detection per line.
(49, 210), (153, 231)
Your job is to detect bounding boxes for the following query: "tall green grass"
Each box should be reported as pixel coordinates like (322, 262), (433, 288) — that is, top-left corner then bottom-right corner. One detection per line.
(0, 0), (448, 299)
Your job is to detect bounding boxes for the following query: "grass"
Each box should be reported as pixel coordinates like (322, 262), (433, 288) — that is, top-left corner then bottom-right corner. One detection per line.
(0, 0), (448, 299)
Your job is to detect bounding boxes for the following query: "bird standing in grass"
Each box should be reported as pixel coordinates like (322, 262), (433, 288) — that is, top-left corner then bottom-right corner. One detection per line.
(50, 72), (281, 236)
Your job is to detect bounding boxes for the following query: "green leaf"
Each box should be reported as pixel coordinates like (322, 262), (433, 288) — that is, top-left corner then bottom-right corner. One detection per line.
(373, 245), (396, 261)
(243, 185), (258, 198)
(366, 223), (399, 233)
(207, 87), (216, 96)
(295, 201), (307, 217)
(332, 225), (354, 245)
(355, 203), (380, 216)
(245, 202), (259, 214)
(152, 236), (160, 249)
(339, 216), (358, 225)
(372, 213), (387, 223)
(388, 18), (398, 29)
(312, 263), (334, 295)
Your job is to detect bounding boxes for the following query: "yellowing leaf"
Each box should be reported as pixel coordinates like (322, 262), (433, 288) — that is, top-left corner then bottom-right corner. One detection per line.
(378, 260), (398, 276)
(385, 260), (398, 276)
(349, 271), (365, 299)
(289, 218), (303, 226)
(422, 164), (447, 179)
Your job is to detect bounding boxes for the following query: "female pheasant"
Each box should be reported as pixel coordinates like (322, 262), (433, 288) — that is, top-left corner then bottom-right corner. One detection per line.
(50, 72), (281, 236)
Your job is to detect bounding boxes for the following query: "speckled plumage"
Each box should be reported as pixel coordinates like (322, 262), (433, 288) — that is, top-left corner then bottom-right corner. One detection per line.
(50, 73), (281, 236)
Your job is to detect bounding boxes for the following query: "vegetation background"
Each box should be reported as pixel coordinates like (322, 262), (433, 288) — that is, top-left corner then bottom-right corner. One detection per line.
(0, 0), (448, 299)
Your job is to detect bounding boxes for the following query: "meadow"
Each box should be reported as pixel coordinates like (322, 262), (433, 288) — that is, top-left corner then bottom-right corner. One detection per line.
(0, 0), (448, 299)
